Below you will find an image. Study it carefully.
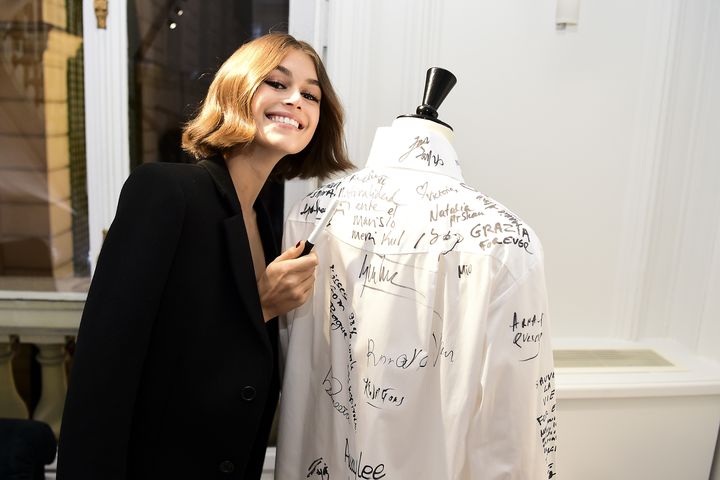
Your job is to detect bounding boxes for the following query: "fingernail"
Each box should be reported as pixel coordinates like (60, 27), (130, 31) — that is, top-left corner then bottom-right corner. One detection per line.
(296, 241), (301, 247)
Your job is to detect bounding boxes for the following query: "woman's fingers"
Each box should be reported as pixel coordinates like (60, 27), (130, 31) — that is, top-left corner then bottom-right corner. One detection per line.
(258, 250), (318, 320)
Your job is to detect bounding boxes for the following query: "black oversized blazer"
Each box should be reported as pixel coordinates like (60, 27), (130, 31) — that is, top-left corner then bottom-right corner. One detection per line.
(58, 156), (280, 479)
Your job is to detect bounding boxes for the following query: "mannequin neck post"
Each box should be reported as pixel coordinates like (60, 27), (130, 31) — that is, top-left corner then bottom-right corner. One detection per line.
(391, 117), (455, 144)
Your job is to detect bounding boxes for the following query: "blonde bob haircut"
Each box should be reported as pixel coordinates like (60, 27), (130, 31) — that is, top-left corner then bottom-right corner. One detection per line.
(182, 33), (352, 180)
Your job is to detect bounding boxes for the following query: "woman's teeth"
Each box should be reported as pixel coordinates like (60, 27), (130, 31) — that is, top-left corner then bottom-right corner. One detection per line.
(268, 115), (300, 129)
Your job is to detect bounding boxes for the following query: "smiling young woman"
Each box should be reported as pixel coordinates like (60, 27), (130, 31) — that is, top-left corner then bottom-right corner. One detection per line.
(58, 33), (352, 480)
(182, 33), (350, 179)
(249, 49), (322, 159)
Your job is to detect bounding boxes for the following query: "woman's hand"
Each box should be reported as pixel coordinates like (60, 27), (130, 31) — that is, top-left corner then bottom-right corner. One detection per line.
(257, 241), (318, 321)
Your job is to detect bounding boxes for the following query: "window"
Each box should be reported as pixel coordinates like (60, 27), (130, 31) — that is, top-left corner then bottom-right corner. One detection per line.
(0, 0), (290, 293)
(0, 0), (90, 292)
(128, 0), (289, 245)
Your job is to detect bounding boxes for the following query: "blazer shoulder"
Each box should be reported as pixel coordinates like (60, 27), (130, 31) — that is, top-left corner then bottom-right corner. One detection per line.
(128, 161), (205, 183)
(123, 162), (210, 198)
(116, 163), (203, 221)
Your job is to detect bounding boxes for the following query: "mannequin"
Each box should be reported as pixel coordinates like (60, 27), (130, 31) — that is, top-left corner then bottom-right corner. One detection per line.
(276, 68), (557, 480)
(360, 67), (458, 177)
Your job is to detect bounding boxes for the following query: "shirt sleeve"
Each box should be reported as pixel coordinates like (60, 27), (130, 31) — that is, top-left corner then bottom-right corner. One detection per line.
(278, 215), (314, 373)
(58, 163), (186, 479)
(466, 260), (558, 479)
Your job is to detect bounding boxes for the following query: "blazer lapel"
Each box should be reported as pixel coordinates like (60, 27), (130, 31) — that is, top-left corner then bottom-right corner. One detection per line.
(200, 156), (272, 354)
(199, 155), (242, 213)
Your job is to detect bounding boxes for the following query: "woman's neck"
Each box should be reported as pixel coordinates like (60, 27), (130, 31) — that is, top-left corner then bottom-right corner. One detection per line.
(224, 143), (283, 214)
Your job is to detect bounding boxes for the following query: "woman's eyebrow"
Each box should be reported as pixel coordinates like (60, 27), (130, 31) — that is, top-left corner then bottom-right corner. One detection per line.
(274, 65), (320, 87)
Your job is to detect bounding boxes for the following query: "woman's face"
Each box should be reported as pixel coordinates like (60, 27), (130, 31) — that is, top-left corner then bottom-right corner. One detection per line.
(251, 49), (321, 157)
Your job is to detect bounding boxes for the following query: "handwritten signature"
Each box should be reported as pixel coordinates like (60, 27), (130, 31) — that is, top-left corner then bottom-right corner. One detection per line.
(398, 136), (444, 167)
(307, 457), (330, 479)
(358, 254), (423, 298)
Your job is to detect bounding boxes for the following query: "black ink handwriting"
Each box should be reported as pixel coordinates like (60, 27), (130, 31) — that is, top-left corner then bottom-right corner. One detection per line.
(307, 458), (330, 480)
(345, 438), (386, 479)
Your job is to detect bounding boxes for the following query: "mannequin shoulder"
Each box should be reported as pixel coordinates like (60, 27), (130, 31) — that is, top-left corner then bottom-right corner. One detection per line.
(288, 176), (349, 223)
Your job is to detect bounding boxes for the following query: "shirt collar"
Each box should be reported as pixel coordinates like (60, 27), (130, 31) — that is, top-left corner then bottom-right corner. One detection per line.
(365, 125), (464, 181)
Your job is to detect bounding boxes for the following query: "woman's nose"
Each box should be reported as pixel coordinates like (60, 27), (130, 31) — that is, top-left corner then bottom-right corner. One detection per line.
(283, 89), (302, 108)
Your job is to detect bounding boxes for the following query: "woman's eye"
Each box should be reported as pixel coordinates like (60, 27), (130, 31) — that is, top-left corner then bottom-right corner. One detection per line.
(265, 80), (285, 89)
(302, 92), (320, 103)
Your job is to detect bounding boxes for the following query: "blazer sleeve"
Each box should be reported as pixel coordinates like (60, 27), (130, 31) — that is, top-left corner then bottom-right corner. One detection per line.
(58, 163), (186, 479)
(466, 260), (558, 479)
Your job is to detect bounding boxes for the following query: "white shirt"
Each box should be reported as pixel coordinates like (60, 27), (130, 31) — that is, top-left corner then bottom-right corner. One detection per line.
(277, 124), (558, 479)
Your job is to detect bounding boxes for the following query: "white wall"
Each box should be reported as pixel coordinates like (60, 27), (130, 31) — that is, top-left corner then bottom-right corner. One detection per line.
(636, 1), (720, 362)
(291, 0), (720, 360)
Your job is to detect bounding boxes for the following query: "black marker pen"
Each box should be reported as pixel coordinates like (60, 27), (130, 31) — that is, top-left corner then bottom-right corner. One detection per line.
(299, 197), (340, 256)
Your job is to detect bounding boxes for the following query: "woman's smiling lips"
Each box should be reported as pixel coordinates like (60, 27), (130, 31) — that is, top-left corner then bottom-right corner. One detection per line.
(266, 112), (304, 130)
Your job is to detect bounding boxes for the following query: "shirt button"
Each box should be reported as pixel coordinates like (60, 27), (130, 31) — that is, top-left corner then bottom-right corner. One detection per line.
(241, 385), (257, 401)
(218, 460), (235, 473)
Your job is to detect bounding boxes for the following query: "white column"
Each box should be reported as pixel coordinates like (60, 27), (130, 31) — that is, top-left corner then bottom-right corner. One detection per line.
(0, 337), (29, 419)
(289, 0), (326, 50)
(83, 0), (130, 271)
(28, 336), (68, 437)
